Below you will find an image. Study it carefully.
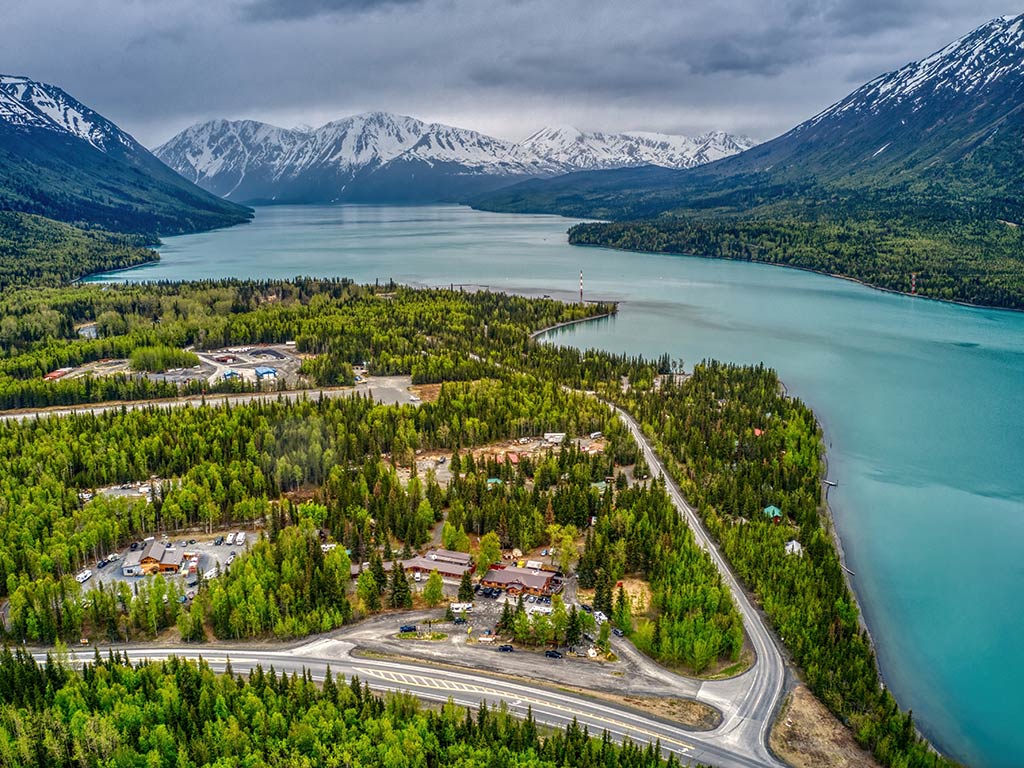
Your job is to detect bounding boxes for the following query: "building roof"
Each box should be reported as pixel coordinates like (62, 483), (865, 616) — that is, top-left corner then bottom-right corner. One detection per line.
(137, 540), (184, 568)
(122, 550), (143, 569)
(254, 366), (277, 376)
(481, 565), (553, 592)
(425, 548), (473, 567)
(401, 556), (471, 577)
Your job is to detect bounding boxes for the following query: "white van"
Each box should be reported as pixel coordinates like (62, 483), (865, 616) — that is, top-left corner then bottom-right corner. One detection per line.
(235, 531), (246, 546)
(75, 569), (93, 584)
(225, 532), (236, 546)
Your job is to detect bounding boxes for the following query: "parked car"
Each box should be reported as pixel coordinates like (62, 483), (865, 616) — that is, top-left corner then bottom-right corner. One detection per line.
(593, 610), (607, 625)
(188, 539), (196, 545)
(75, 569), (92, 584)
(129, 542), (139, 551)
(399, 625), (417, 633)
(453, 617), (467, 625)
(580, 603), (593, 613)
(544, 650), (563, 659)
(96, 559), (108, 569)
(213, 536), (224, 546)
(106, 553), (120, 561)
(612, 627), (625, 637)
(498, 644), (514, 652)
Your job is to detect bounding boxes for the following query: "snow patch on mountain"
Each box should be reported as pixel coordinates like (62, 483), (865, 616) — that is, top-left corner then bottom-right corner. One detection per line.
(809, 14), (1024, 126)
(155, 112), (755, 201)
(0, 75), (136, 152)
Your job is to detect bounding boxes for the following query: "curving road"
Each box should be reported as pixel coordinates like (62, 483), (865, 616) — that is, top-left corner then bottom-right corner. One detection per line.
(12, 385), (789, 767)
(606, 402), (787, 767)
(46, 639), (772, 768)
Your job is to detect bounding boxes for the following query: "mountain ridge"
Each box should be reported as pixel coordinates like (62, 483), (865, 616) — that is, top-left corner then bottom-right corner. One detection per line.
(0, 74), (252, 235)
(154, 113), (754, 204)
(474, 13), (1024, 222)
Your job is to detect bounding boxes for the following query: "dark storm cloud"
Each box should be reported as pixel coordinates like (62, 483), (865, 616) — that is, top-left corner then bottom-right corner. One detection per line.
(243, 0), (426, 22)
(1, 0), (1014, 147)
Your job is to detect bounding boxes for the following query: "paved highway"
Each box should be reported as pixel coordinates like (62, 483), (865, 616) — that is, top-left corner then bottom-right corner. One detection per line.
(607, 402), (787, 767)
(0, 375), (419, 423)
(46, 640), (773, 768)
(11, 383), (789, 767)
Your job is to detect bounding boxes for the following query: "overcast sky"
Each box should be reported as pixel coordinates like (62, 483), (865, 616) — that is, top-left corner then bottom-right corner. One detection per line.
(5, 0), (1015, 147)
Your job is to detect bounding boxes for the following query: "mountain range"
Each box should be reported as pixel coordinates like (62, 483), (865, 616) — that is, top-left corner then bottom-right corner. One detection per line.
(154, 115), (754, 205)
(476, 13), (1024, 223)
(0, 75), (251, 235)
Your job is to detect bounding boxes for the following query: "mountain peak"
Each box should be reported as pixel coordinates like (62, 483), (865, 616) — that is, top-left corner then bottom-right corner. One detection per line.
(155, 113), (755, 203)
(0, 74), (137, 152)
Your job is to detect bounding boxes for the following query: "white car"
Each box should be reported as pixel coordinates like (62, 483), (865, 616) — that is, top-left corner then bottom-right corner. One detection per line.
(593, 610), (608, 625)
(75, 569), (93, 584)
(235, 531), (246, 546)
(106, 553), (121, 561)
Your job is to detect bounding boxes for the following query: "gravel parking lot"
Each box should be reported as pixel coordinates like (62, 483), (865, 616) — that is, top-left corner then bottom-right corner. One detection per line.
(83, 530), (258, 595)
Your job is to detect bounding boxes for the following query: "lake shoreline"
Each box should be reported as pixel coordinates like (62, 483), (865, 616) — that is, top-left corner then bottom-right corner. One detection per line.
(569, 241), (1024, 316)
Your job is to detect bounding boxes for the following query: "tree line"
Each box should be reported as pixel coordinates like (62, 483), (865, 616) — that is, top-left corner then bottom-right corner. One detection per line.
(0, 649), (691, 768)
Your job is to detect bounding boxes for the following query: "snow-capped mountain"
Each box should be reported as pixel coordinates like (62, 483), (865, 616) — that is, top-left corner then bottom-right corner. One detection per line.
(475, 13), (1024, 222)
(0, 74), (251, 234)
(720, 13), (1024, 182)
(154, 113), (754, 204)
(518, 126), (754, 172)
(809, 14), (1024, 126)
(0, 75), (138, 154)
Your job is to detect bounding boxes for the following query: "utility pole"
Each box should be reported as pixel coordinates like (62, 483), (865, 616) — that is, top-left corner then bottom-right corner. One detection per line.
(579, 270), (584, 303)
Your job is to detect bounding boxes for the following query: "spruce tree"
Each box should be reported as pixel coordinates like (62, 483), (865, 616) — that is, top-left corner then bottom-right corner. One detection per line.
(458, 570), (474, 602)
(389, 566), (412, 609)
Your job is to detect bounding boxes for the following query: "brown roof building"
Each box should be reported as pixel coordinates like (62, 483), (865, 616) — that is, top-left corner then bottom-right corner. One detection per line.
(480, 565), (555, 595)
(424, 549), (473, 567)
(121, 541), (184, 576)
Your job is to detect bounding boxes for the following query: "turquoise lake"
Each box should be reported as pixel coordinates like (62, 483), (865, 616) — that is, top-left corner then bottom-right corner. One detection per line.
(90, 204), (1024, 767)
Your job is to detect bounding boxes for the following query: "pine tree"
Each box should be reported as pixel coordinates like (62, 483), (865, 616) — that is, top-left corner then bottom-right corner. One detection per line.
(498, 600), (514, 633)
(457, 570), (474, 602)
(613, 584), (631, 630)
(389, 566), (412, 609)
(566, 605), (582, 648)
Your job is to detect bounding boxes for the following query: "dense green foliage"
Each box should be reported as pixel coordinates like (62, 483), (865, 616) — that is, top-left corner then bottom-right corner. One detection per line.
(0, 278), (612, 409)
(570, 215), (1024, 309)
(203, 520), (352, 639)
(0, 650), (682, 768)
(0, 276), (958, 768)
(577, 482), (743, 673)
(128, 345), (200, 373)
(0, 212), (157, 292)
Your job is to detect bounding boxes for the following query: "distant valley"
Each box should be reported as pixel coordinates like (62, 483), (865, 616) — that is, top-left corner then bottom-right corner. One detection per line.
(154, 115), (754, 204)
